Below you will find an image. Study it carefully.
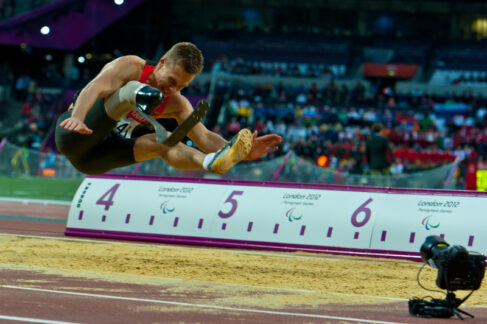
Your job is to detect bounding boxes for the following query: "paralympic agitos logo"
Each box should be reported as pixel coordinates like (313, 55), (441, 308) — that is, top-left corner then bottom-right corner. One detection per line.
(160, 201), (176, 214)
(422, 215), (440, 230)
(286, 208), (303, 222)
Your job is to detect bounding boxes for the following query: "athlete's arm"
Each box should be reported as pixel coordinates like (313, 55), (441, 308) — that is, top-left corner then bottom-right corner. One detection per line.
(60, 55), (145, 134)
(164, 94), (282, 158)
(164, 94), (227, 153)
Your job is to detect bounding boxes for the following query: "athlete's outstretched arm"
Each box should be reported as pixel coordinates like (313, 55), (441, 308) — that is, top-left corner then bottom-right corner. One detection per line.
(165, 94), (282, 159)
(164, 94), (227, 153)
(60, 55), (144, 134)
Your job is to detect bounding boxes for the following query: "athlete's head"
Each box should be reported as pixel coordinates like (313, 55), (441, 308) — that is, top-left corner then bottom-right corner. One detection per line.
(153, 42), (204, 96)
(164, 42), (204, 75)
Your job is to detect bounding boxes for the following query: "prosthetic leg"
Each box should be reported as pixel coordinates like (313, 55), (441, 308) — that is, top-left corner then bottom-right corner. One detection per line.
(105, 81), (209, 146)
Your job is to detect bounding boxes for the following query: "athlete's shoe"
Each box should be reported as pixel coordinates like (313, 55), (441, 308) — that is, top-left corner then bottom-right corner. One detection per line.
(208, 129), (253, 175)
(135, 85), (164, 115)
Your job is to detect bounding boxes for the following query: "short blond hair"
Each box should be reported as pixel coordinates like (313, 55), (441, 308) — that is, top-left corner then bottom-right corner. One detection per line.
(164, 42), (204, 74)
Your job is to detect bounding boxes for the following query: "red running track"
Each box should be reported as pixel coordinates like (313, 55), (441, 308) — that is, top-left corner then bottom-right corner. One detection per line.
(0, 199), (486, 323)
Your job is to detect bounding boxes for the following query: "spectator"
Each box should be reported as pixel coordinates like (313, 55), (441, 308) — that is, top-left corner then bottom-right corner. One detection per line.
(14, 74), (30, 101)
(253, 117), (266, 134)
(366, 123), (395, 174)
(226, 117), (241, 138)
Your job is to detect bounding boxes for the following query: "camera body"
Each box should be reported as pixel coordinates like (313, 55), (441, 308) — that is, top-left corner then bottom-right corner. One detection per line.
(420, 235), (485, 291)
(435, 245), (485, 290)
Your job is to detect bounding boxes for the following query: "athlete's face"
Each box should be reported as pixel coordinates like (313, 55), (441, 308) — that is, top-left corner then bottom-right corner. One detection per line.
(153, 58), (195, 96)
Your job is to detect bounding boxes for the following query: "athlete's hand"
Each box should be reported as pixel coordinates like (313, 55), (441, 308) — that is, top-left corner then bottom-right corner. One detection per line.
(246, 131), (282, 160)
(60, 117), (93, 135)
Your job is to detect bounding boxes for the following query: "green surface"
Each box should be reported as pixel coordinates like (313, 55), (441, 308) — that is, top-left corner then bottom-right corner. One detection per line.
(0, 177), (83, 201)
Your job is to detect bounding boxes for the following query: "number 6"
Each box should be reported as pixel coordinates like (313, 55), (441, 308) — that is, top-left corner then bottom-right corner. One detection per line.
(351, 198), (373, 227)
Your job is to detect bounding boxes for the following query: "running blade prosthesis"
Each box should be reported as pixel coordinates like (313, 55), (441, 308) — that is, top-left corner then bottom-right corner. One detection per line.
(135, 91), (210, 146)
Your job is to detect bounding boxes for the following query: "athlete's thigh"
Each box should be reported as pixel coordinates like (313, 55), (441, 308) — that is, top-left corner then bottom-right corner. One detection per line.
(77, 135), (137, 174)
(133, 133), (171, 162)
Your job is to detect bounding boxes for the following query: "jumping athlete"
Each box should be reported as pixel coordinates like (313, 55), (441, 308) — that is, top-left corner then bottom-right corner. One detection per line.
(55, 42), (281, 175)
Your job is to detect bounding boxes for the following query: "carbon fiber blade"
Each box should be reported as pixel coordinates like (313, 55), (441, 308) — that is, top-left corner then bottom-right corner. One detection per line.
(162, 100), (210, 147)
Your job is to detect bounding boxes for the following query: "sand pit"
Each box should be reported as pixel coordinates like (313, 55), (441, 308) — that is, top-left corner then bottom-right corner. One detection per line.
(0, 235), (485, 308)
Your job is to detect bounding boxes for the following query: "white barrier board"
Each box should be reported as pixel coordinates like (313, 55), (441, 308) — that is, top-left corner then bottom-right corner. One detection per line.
(65, 175), (487, 259)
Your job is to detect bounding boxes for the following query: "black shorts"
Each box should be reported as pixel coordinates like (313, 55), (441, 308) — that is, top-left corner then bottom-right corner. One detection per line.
(55, 98), (137, 174)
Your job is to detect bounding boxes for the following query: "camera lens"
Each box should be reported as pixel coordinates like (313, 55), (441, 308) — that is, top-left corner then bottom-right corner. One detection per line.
(420, 235), (448, 262)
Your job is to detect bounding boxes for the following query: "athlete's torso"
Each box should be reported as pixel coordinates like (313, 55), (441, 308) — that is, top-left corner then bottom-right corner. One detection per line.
(112, 62), (170, 139)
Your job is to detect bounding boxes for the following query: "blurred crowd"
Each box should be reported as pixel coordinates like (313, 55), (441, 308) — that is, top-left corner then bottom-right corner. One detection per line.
(0, 61), (70, 152)
(0, 0), (56, 21)
(1, 54), (486, 189)
(0, 0), (14, 20)
(210, 57), (345, 79)
(18, 92), (60, 150)
(210, 80), (485, 188)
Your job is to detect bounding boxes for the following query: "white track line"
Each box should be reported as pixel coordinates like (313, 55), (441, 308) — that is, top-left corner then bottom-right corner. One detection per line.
(0, 197), (71, 206)
(2, 285), (402, 324)
(0, 315), (79, 324)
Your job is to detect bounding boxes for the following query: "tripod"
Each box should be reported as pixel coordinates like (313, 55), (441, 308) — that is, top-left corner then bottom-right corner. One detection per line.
(445, 291), (474, 320)
(408, 290), (475, 319)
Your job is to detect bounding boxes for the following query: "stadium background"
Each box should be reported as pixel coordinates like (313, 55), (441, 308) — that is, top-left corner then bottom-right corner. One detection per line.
(1, 0), (487, 198)
(0, 2), (486, 322)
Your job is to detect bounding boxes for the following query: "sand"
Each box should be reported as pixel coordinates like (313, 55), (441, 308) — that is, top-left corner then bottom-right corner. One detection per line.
(0, 235), (485, 308)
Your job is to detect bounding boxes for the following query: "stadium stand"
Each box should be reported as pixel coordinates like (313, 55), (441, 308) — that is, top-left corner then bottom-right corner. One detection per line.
(1, 0), (487, 190)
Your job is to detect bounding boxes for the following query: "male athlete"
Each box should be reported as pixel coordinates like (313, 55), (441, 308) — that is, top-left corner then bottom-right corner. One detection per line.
(55, 42), (281, 175)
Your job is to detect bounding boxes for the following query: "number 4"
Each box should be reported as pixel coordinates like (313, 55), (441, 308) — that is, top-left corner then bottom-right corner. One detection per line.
(96, 184), (120, 211)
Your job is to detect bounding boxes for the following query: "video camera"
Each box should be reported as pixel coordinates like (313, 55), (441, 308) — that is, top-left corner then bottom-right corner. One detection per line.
(409, 235), (485, 320)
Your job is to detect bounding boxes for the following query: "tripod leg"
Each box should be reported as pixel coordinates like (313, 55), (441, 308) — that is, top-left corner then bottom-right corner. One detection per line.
(456, 308), (474, 319)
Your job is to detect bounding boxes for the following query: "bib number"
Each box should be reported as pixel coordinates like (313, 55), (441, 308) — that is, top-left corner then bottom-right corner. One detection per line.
(113, 119), (137, 138)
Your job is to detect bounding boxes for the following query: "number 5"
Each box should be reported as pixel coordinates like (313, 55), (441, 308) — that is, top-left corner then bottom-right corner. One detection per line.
(218, 191), (244, 219)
